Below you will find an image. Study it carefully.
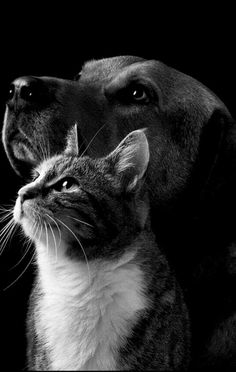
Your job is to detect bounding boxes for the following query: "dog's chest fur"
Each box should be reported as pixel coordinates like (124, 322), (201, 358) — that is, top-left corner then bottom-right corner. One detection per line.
(35, 245), (147, 370)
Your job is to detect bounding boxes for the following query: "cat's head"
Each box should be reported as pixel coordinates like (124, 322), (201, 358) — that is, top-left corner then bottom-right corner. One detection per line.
(13, 126), (150, 260)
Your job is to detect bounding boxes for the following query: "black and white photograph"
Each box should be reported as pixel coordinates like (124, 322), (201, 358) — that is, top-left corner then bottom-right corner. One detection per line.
(0, 12), (235, 370)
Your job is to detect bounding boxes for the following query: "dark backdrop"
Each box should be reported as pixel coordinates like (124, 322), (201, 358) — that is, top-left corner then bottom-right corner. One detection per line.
(0, 20), (235, 370)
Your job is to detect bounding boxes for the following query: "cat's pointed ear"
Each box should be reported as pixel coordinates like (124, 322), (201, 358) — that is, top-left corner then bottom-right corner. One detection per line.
(64, 123), (79, 156)
(107, 129), (149, 191)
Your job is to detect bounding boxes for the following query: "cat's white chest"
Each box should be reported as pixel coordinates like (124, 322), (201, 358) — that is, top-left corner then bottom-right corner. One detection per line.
(36, 246), (147, 371)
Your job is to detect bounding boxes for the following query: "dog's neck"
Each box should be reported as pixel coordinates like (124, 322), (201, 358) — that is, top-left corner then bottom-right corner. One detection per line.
(35, 241), (147, 370)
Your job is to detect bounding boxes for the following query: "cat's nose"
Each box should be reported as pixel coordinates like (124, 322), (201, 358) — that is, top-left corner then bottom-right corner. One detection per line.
(6, 76), (49, 110)
(18, 185), (37, 203)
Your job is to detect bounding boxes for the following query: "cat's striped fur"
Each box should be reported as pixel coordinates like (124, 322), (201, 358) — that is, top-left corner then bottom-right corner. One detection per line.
(14, 128), (190, 370)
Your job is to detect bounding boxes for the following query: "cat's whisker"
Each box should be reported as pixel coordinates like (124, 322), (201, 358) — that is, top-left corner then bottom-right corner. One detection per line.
(38, 220), (43, 245)
(0, 229), (13, 255)
(40, 133), (47, 161)
(54, 217), (92, 293)
(9, 236), (33, 271)
(0, 215), (15, 231)
(45, 214), (62, 249)
(3, 250), (37, 291)
(9, 220), (39, 271)
(0, 218), (16, 256)
(44, 221), (49, 259)
(26, 206), (45, 239)
(38, 142), (45, 162)
(47, 221), (58, 263)
(80, 123), (106, 158)
(0, 204), (13, 209)
(0, 207), (13, 216)
(0, 212), (13, 223)
(32, 130), (42, 161)
(0, 218), (14, 239)
(1, 207), (39, 290)
(42, 126), (51, 161)
(42, 133), (50, 161)
(46, 135), (51, 160)
(33, 128), (48, 162)
(0, 204), (14, 212)
(4, 221), (18, 251)
(66, 215), (94, 228)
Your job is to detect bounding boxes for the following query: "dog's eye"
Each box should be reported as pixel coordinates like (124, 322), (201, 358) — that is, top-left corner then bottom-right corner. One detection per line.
(130, 86), (147, 101)
(118, 84), (149, 104)
(8, 84), (15, 100)
(52, 177), (79, 192)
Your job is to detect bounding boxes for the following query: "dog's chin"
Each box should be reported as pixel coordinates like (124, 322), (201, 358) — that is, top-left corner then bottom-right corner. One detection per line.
(9, 141), (37, 177)
(12, 141), (36, 164)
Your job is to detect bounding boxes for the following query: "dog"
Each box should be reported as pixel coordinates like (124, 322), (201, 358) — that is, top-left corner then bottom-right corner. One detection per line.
(2, 56), (236, 369)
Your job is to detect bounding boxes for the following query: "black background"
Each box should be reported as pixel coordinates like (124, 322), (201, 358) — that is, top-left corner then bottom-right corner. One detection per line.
(0, 11), (235, 370)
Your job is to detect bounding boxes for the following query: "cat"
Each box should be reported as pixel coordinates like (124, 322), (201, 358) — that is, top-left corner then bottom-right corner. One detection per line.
(13, 126), (191, 370)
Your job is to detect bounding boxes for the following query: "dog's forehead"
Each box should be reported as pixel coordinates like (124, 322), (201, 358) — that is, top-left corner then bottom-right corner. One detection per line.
(79, 56), (193, 90)
(80, 56), (146, 80)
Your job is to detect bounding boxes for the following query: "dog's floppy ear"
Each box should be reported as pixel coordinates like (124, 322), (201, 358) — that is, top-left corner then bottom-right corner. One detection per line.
(106, 128), (150, 191)
(64, 123), (79, 156)
(193, 108), (236, 214)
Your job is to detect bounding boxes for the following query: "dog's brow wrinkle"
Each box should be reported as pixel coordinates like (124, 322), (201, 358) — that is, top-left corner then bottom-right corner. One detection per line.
(81, 57), (147, 80)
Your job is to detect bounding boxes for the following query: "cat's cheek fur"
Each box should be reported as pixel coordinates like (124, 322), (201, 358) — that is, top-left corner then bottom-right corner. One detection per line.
(13, 197), (22, 223)
(35, 245), (147, 370)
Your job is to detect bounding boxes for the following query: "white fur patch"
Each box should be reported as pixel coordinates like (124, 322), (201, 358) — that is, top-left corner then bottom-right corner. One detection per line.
(35, 244), (147, 370)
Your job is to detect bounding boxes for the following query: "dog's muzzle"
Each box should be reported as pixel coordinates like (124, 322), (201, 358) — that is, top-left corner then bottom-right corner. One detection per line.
(6, 76), (49, 110)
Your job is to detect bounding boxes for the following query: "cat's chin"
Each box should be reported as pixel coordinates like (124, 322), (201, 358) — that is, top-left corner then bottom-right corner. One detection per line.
(22, 219), (65, 257)
(21, 217), (38, 241)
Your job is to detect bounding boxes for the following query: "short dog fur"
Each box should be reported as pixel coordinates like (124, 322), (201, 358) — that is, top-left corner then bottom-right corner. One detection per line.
(3, 56), (236, 369)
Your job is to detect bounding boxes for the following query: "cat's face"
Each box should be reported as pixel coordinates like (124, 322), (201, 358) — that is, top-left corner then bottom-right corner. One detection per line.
(13, 129), (150, 261)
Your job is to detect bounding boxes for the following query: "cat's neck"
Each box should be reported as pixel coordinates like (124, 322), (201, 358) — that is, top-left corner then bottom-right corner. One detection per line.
(35, 239), (148, 370)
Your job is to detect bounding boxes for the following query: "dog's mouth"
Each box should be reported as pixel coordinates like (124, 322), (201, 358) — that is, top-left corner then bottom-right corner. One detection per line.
(6, 135), (38, 177)
(9, 134), (88, 177)
(12, 140), (37, 164)
(5, 123), (89, 177)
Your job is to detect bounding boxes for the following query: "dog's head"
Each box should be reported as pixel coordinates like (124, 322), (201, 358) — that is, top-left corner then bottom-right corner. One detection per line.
(2, 56), (235, 213)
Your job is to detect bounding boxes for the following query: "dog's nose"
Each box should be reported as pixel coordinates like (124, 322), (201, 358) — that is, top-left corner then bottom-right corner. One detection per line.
(7, 76), (47, 109)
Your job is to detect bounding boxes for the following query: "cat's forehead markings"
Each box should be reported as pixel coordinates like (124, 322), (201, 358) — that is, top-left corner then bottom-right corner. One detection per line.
(37, 156), (76, 185)
(37, 156), (59, 177)
(36, 156), (64, 185)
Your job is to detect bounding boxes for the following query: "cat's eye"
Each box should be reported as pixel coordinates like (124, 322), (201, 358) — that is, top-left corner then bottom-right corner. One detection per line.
(32, 171), (40, 182)
(52, 177), (79, 192)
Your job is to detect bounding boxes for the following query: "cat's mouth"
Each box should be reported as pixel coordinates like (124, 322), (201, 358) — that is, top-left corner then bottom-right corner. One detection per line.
(14, 198), (63, 247)
(14, 198), (37, 237)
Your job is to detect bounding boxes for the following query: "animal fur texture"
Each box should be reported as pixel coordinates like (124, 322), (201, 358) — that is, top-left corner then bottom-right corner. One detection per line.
(3, 56), (236, 369)
(13, 129), (190, 370)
